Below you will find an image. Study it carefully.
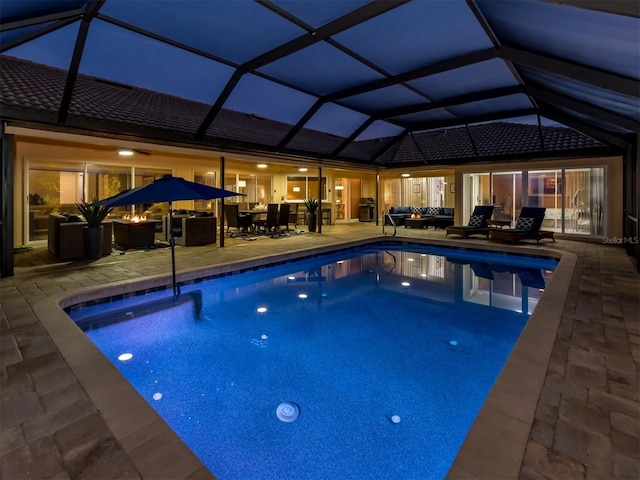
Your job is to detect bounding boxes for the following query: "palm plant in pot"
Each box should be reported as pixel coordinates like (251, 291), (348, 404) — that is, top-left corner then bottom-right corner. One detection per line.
(303, 198), (319, 232)
(76, 197), (112, 260)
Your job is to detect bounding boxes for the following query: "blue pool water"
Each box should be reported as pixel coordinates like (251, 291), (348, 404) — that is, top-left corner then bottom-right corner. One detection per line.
(69, 243), (557, 479)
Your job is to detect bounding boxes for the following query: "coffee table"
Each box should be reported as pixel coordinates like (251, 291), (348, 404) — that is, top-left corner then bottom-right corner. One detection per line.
(404, 217), (431, 229)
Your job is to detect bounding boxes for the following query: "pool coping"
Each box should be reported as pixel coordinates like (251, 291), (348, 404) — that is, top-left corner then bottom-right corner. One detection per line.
(32, 235), (576, 479)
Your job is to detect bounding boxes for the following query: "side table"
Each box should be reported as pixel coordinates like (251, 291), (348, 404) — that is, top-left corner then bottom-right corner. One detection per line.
(487, 219), (511, 228)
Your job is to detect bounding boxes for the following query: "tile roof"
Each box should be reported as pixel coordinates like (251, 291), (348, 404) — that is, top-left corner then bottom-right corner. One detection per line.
(0, 55), (611, 166)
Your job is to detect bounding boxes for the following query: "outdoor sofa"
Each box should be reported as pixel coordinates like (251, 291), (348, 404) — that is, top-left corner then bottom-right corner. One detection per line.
(385, 206), (454, 228)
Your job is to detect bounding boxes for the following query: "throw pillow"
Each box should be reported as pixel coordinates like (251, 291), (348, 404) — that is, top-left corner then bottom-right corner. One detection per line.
(411, 206), (421, 215)
(427, 206), (439, 216)
(515, 217), (535, 231)
(468, 215), (484, 228)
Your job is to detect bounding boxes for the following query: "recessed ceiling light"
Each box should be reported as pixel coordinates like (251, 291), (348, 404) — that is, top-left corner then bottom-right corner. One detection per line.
(401, 173), (410, 177)
(257, 164), (267, 168)
(118, 149), (134, 156)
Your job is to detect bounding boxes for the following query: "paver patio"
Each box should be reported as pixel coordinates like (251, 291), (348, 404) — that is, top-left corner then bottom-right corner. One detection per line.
(1, 223), (638, 479)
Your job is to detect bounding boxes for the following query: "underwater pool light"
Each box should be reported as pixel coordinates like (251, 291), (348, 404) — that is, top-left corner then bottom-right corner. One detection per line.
(257, 307), (267, 313)
(118, 353), (133, 361)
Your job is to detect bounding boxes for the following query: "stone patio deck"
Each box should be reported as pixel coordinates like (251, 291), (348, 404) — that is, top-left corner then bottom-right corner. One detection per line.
(1, 222), (638, 479)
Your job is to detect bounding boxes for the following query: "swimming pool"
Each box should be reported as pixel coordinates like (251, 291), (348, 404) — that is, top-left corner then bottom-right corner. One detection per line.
(69, 243), (557, 479)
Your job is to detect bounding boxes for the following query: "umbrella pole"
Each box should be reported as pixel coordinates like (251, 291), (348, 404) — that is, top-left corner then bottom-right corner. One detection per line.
(169, 202), (179, 300)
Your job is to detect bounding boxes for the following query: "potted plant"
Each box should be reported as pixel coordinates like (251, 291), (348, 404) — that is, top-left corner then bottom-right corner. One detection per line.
(76, 197), (112, 260)
(303, 198), (319, 233)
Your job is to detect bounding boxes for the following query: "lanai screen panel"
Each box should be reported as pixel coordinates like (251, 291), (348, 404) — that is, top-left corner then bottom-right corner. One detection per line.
(408, 59), (519, 101)
(336, 85), (427, 113)
(222, 74), (317, 126)
(333, 0), (493, 75)
(257, 41), (385, 96)
(0, 0), (634, 165)
(99, 0), (305, 64)
(4, 21), (79, 70)
(79, 19), (235, 105)
(447, 94), (534, 118)
(339, 121), (404, 161)
(519, 66), (640, 124)
(477, 0), (640, 79)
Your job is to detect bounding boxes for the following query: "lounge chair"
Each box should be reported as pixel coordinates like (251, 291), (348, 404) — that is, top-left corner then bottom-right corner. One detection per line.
(489, 207), (548, 244)
(445, 206), (495, 238)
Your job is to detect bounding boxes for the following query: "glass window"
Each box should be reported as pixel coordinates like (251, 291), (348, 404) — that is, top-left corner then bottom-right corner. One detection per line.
(287, 176), (306, 201)
(529, 169), (563, 232)
(491, 171), (523, 225)
(286, 176), (327, 201)
(194, 171), (218, 213)
(28, 161), (84, 241)
(463, 173), (491, 221)
(464, 166), (605, 235)
(565, 168), (604, 235)
(382, 178), (401, 215)
(132, 167), (171, 215)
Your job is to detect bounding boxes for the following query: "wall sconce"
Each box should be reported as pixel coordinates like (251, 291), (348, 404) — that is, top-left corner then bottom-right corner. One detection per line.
(293, 186), (301, 192)
(238, 180), (247, 188)
(335, 185), (344, 190)
(118, 148), (134, 156)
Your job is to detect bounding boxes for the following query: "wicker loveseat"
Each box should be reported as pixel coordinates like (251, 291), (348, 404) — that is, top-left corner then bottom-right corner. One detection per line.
(385, 206), (454, 228)
(47, 213), (113, 260)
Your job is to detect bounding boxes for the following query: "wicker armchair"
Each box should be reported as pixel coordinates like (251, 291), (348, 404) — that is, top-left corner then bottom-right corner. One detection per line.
(47, 214), (112, 260)
(174, 216), (217, 246)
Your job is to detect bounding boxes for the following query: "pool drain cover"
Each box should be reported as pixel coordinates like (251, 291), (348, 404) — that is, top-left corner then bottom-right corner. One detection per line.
(276, 402), (300, 422)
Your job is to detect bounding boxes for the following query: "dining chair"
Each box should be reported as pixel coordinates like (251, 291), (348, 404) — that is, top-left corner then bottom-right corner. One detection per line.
(224, 204), (252, 236)
(277, 203), (291, 234)
(254, 203), (279, 235)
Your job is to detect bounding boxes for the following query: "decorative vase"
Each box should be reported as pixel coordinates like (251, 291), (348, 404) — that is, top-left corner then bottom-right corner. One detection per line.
(308, 213), (317, 232)
(84, 225), (104, 260)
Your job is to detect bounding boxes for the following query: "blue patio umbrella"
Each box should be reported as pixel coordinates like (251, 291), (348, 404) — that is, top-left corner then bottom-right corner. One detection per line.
(96, 175), (243, 299)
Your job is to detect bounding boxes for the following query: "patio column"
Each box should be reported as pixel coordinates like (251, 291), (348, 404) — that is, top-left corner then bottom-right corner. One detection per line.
(318, 166), (322, 234)
(375, 172), (380, 226)
(1, 124), (14, 277)
(220, 156), (225, 248)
